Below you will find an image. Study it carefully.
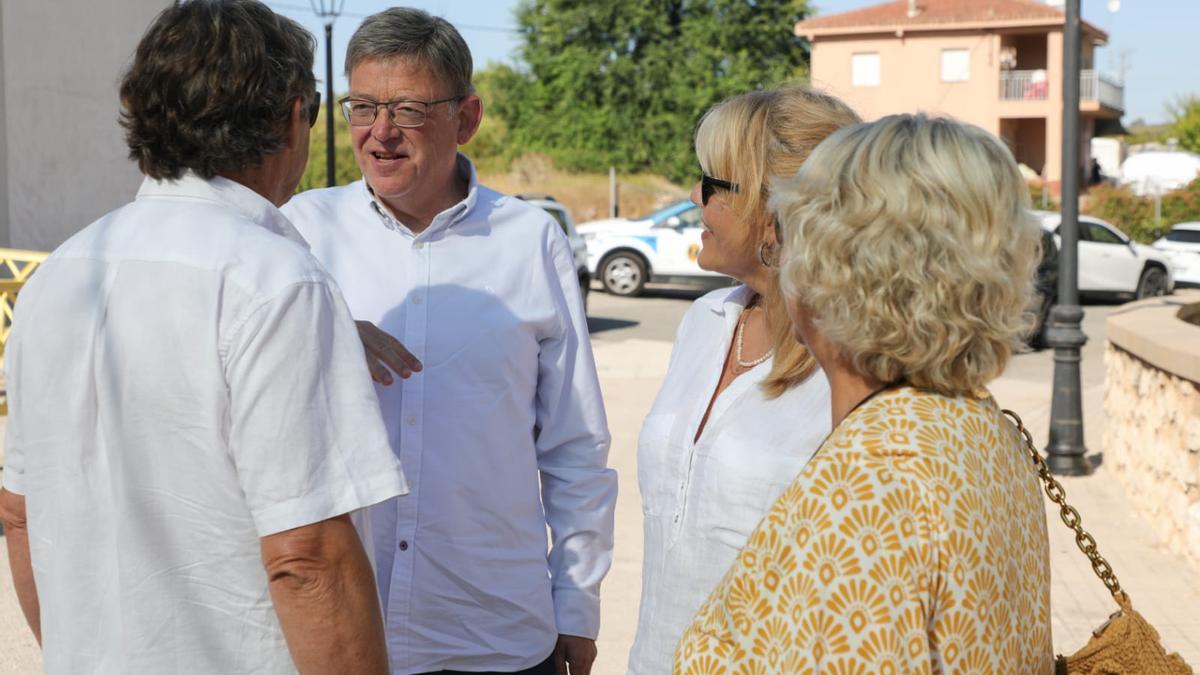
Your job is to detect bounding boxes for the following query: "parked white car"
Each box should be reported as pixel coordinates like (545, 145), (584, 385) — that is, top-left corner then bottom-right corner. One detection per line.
(1153, 222), (1200, 288)
(516, 193), (590, 309)
(1034, 211), (1174, 299)
(575, 199), (729, 296)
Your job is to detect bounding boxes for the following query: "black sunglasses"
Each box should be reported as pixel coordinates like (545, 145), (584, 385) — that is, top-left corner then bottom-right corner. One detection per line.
(306, 91), (322, 128)
(701, 174), (738, 206)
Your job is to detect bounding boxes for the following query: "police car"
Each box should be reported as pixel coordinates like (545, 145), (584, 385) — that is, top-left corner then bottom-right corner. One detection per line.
(575, 199), (730, 296)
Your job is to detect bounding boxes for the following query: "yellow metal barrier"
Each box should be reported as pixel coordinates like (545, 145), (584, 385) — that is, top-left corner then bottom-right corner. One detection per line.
(0, 248), (49, 415)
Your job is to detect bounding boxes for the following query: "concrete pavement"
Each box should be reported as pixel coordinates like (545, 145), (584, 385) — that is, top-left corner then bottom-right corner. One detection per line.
(1, 293), (1197, 673)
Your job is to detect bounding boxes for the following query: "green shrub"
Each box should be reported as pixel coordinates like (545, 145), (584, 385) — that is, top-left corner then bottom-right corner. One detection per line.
(1084, 183), (1157, 241)
(1028, 182), (1058, 211)
(1083, 177), (1200, 243)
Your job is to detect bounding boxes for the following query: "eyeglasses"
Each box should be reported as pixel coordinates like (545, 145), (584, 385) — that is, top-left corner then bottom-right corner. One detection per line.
(338, 95), (463, 128)
(701, 174), (739, 206)
(305, 91), (321, 128)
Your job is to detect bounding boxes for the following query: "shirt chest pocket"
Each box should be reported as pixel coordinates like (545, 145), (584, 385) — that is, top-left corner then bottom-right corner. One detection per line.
(636, 413), (682, 517)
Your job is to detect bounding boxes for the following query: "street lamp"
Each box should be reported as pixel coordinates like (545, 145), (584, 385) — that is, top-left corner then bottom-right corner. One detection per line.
(310, 0), (346, 188)
(1043, 0), (1092, 475)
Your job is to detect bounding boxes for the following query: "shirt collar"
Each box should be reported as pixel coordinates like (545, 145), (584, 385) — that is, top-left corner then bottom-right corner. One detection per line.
(362, 153), (479, 238)
(706, 283), (757, 316)
(136, 171), (310, 250)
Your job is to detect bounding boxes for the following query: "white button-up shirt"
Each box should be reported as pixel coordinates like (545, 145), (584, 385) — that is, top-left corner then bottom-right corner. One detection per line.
(282, 156), (617, 674)
(627, 285), (832, 675)
(2, 174), (408, 675)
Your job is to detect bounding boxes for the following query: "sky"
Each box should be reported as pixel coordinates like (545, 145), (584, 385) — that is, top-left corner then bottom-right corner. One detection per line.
(265, 0), (1200, 125)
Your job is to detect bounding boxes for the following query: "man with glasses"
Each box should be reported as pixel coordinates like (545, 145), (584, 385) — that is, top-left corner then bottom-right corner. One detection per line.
(283, 7), (616, 675)
(0, 1), (407, 673)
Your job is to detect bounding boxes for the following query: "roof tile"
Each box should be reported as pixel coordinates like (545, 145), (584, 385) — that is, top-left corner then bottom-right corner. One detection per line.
(797, 0), (1085, 32)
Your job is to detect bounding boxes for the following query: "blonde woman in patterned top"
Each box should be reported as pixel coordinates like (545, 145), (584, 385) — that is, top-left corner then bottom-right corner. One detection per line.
(674, 114), (1053, 674)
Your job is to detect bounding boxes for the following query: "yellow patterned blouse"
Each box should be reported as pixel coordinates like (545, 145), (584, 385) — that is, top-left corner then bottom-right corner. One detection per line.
(674, 386), (1053, 674)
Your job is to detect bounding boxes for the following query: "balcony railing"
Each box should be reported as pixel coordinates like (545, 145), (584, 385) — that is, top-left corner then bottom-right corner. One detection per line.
(999, 69), (1125, 111)
(1000, 70), (1049, 101)
(1081, 69), (1125, 111)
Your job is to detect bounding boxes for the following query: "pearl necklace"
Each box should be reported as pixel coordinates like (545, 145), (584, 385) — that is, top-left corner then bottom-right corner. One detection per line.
(735, 305), (772, 369)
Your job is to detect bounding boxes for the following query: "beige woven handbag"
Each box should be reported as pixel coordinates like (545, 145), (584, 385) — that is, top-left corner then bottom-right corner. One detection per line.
(1003, 410), (1193, 675)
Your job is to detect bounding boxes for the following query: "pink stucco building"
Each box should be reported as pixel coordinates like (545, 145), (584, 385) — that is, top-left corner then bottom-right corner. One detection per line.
(796, 0), (1123, 186)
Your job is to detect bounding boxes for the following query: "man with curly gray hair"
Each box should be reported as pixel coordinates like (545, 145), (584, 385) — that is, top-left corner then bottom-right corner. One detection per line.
(0, 2), (406, 672)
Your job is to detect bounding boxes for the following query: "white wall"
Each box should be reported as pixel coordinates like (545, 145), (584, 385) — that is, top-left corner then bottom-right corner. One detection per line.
(0, 0), (9, 248)
(0, 0), (170, 251)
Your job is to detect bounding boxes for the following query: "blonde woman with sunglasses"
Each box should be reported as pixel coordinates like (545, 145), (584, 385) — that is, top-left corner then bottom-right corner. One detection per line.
(628, 87), (860, 674)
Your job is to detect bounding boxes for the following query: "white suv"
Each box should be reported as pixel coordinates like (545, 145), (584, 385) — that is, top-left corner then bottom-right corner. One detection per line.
(1153, 222), (1200, 288)
(517, 194), (590, 310)
(1033, 211), (1174, 299)
(575, 199), (729, 296)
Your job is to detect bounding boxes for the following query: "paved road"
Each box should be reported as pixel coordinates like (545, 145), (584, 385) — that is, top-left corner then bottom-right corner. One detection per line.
(587, 283), (709, 343)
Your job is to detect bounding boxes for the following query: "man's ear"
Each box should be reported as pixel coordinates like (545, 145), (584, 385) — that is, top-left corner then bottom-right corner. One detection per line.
(284, 97), (307, 151)
(455, 94), (484, 146)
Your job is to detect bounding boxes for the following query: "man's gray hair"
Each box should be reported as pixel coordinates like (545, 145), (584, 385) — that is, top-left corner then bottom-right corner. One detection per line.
(346, 7), (474, 96)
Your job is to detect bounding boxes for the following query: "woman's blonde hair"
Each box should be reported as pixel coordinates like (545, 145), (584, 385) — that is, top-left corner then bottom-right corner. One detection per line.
(772, 114), (1042, 395)
(694, 87), (860, 398)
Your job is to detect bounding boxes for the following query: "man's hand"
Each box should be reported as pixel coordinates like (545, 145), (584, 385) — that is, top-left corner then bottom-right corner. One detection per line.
(356, 320), (422, 385)
(0, 489), (39, 645)
(553, 634), (596, 675)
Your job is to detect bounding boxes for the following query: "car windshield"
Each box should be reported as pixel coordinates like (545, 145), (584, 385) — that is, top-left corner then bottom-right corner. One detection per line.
(1166, 228), (1200, 244)
(637, 200), (695, 224)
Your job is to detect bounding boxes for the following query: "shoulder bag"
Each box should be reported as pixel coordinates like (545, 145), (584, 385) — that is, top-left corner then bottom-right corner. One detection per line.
(1003, 409), (1193, 675)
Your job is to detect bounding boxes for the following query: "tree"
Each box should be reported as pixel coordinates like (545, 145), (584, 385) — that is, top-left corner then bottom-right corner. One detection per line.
(498, 0), (811, 184)
(1167, 95), (1200, 153)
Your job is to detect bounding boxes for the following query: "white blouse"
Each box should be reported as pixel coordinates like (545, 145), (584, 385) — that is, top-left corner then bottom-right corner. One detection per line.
(627, 285), (832, 675)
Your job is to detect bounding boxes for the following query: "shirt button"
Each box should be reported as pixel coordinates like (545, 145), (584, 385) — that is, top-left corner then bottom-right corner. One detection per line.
(406, 416), (417, 426)
(412, 295), (423, 305)
(398, 540), (409, 551)
(413, 241), (424, 250)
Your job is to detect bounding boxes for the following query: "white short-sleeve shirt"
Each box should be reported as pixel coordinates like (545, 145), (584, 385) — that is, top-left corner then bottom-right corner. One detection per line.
(627, 285), (832, 675)
(1, 174), (408, 674)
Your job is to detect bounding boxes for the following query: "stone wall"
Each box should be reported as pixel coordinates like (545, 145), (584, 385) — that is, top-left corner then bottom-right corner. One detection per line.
(1103, 296), (1200, 574)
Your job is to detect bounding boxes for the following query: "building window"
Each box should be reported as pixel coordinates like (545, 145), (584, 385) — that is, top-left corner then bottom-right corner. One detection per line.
(852, 52), (880, 87)
(941, 48), (970, 82)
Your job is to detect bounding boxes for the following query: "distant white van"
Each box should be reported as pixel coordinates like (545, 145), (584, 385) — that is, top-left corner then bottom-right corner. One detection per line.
(1119, 150), (1200, 196)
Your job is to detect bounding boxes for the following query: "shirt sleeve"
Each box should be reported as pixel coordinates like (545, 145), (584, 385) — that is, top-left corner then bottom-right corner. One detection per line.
(2, 321), (27, 496)
(223, 279), (408, 537)
(533, 223), (618, 640)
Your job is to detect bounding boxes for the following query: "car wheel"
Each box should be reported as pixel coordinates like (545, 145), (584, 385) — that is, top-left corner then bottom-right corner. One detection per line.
(600, 253), (647, 297)
(1134, 266), (1168, 300)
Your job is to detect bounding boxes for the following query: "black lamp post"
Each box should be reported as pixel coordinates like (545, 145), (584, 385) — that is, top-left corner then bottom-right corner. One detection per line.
(1043, 0), (1092, 476)
(310, 0), (346, 188)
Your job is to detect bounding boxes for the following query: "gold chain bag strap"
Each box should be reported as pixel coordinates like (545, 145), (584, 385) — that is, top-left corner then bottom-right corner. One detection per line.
(1003, 410), (1193, 675)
